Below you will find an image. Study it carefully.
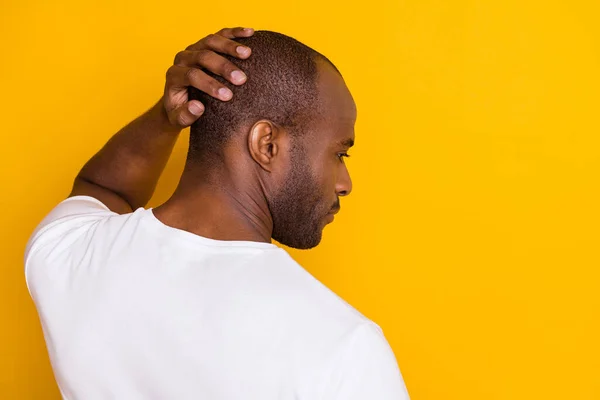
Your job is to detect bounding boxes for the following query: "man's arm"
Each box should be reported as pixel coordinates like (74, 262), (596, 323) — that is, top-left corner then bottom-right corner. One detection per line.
(323, 323), (410, 399)
(71, 27), (255, 214)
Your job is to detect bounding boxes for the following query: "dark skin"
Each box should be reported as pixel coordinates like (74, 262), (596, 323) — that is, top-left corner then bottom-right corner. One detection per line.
(73, 28), (356, 247)
(71, 27), (255, 212)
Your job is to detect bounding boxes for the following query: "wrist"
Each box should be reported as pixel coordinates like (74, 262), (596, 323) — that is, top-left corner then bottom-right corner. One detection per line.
(150, 98), (182, 135)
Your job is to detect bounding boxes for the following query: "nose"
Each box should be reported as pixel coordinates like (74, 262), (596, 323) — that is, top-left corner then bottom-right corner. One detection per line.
(335, 165), (353, 197)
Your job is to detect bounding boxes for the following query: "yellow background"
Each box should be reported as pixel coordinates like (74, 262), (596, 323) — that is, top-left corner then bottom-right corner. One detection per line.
(1, 0), (599, 398)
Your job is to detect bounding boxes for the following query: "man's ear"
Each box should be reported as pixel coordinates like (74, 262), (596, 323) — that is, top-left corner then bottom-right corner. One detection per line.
(248, 120), (284, 172)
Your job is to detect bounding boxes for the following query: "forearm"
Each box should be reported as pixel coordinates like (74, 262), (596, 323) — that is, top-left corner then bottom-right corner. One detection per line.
(72, 28), (253, 212)
(76, 99), (181, 209)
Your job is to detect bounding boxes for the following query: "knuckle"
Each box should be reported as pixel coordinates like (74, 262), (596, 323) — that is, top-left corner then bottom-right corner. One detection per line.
(221, 60), (236, 75)
(210, 81), (222, 96)
(216, 28), (227, 36)
(173, 51), (185, 65)
(196, 49), (211, 64)
(176, 112), (189, 126)
(163, 98), (175, 113)
(184, 67), (198, 82)
(165, 66), (176, 81)
(204, 33), (217, 44)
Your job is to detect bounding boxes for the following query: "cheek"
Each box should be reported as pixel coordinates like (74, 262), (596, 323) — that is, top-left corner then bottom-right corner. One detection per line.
(314, 160), (339, 196)
(305, 145), (338, 197)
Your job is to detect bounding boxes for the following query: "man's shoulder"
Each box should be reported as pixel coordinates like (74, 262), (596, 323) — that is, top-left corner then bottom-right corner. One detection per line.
(26, 196), (143, 255)
(255, 249), (372, 336)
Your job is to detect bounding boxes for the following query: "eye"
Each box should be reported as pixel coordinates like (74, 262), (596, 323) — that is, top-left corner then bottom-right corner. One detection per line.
(337, 152), (351, 162)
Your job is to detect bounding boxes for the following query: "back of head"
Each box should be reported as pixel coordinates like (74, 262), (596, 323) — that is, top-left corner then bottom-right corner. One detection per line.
(187, 30), (328, 163)
(183, 31), (354, 250)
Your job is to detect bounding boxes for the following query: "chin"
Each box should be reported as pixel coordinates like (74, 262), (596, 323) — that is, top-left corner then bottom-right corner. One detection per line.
(274, 230), (323, 250)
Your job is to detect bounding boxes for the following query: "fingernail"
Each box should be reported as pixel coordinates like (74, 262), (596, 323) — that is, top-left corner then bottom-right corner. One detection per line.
(243, 28), (254, 33)
(218, 87), (233, 100)
(188, 102), (204, 116)
(231, 70), (247, 83)
(236, 46), (251, 57)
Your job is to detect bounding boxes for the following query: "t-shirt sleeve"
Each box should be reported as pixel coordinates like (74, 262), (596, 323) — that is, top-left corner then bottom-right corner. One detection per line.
(323, 322), (411, 400)
(24, 196), (118, 285)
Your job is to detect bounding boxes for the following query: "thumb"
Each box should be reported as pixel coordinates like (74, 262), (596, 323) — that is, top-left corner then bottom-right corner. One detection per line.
(170, 100), (205, 128)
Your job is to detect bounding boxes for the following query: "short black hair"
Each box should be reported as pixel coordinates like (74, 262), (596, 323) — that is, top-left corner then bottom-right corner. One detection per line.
(187, 30), (337, 163)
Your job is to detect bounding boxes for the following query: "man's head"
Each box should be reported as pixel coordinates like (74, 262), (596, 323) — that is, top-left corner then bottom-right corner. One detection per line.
(188, 31), (356, 249)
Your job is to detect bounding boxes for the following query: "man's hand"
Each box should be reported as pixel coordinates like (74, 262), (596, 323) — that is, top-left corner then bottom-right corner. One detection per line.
(163, 27), (254, 130)
(71, 27), (255, 214)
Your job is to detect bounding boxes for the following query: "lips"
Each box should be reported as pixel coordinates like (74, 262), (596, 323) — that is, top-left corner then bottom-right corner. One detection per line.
(325, 208), (339, 224)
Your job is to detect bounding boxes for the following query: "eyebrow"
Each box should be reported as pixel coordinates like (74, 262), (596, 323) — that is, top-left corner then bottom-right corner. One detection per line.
(340, 138), (355, 148)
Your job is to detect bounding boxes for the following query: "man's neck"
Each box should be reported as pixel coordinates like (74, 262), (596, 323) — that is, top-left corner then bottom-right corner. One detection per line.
(152, 171), (273, 244)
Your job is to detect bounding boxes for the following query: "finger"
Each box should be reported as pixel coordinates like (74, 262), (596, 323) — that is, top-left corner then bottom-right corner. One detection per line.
(186, 34), (252, 59)
(166, 65), (233, 101)
(216, 27), (255, 39)
(168, 100), (204, 128)
(184, 27), (253, 49)
(173, 50), (247, 85)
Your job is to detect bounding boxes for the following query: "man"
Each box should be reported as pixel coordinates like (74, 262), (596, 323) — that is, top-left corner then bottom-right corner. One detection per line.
(25, 27), (410, 399)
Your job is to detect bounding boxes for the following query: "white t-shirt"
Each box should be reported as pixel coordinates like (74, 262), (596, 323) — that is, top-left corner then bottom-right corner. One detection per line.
(25, 196), (410, 400)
